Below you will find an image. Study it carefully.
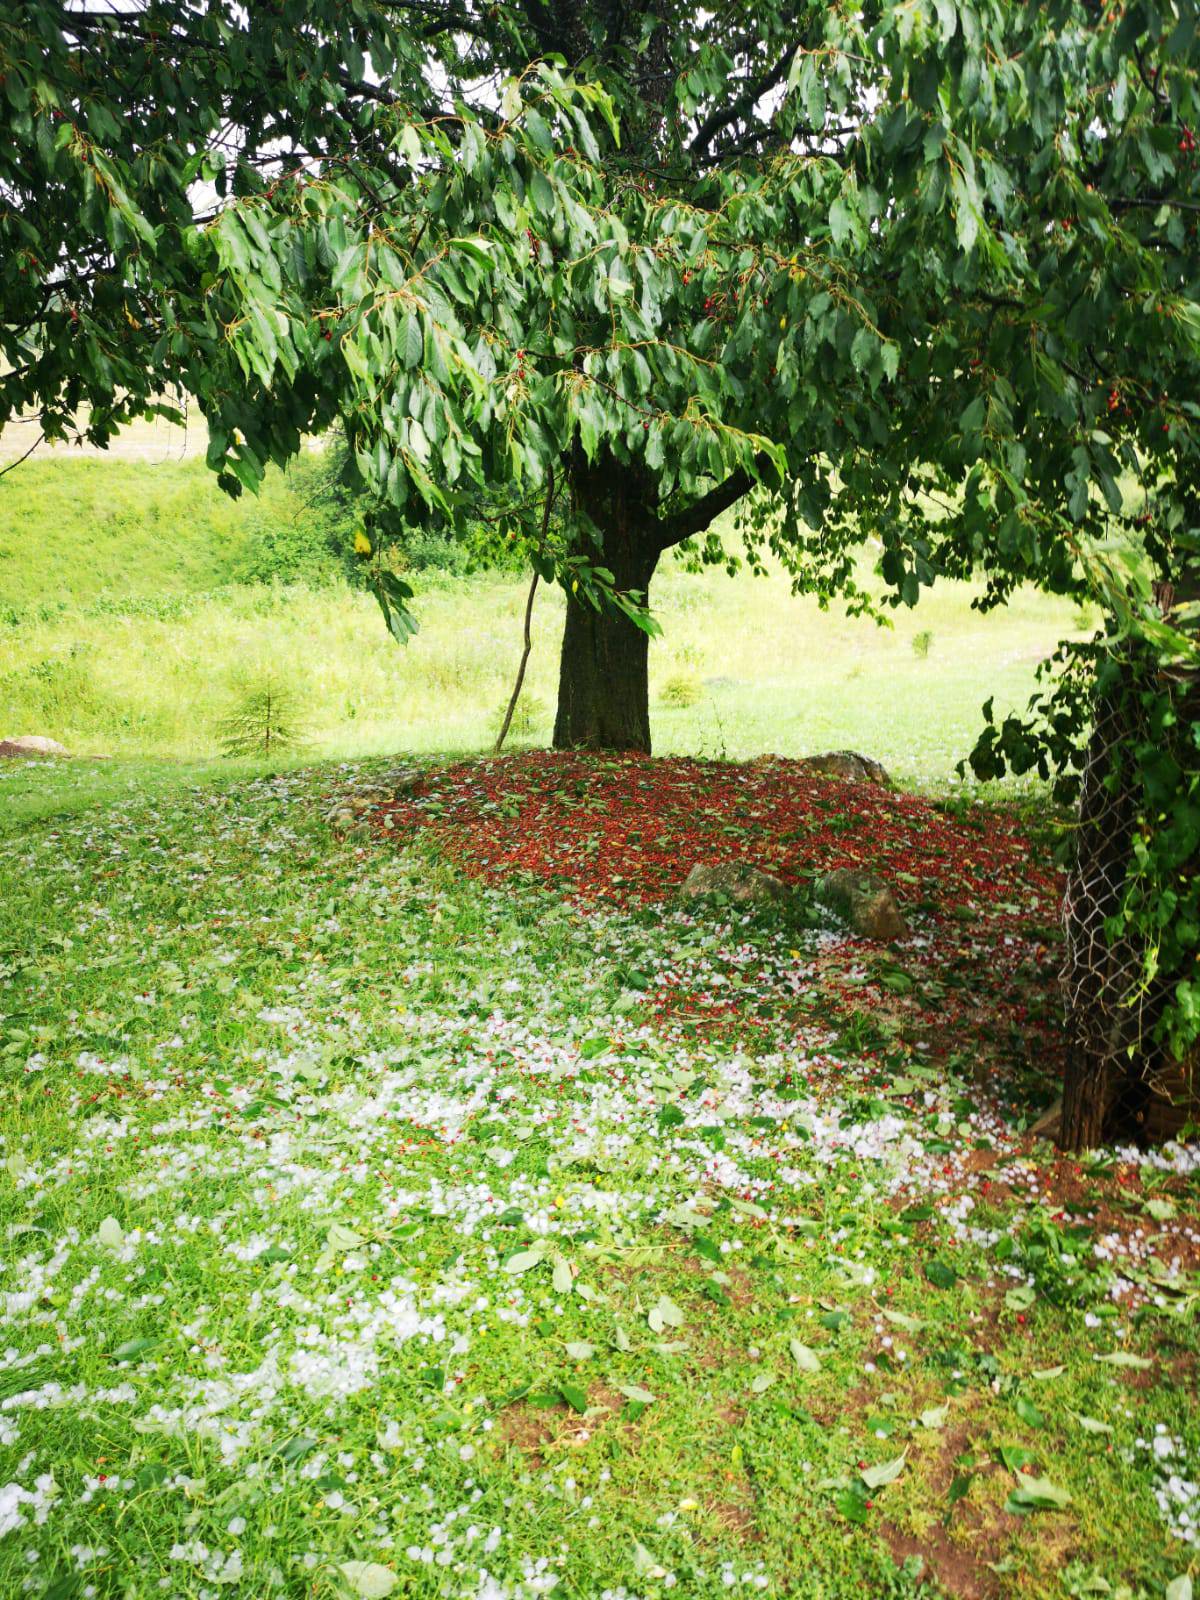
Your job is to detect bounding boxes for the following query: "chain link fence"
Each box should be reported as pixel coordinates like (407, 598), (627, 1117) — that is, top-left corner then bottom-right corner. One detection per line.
(1062, 667), (1196, 1141)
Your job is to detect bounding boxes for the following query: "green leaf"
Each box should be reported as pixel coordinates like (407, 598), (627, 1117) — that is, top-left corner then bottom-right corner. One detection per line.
(1015, 1396), (1044, 1429)
(925, 1259), (957, 1290)
(647, 1295), (684, 1333)
(1072, 1414), (1112, 1436)
(504, 1247), (545, 1274)
(111, 1337), (159, 1363)
(401, 314), (423, 369)
(835, 1488), (870, 1523)
(789, 1339), (821, 1373)
(275, 1435), (318, 1465)
(882, 1310), (925, 1333)
(947, 1474), (971, 1506)
(338, 1562), (398, 1598)
(860, 1450), (907, 1489)
(614, 1383), (656, 1404)
(1005, 1474), (1072, 1513)
(327, 1223), (364, 1251)
(850, 326), (878, 375)
(828, 195), (853, 248)
(558, 1381), (589, 1414)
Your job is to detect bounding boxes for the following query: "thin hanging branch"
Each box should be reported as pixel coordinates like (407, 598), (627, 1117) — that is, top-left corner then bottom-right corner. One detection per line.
(494, 465), (554, 756)
(0, 431), (46, 480)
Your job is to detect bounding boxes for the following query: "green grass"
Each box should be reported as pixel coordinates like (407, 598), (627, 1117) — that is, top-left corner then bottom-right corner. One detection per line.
(0, 458), (259, 611)
(0, 754), (1197, 1600)
(1, 454), (1091, 785)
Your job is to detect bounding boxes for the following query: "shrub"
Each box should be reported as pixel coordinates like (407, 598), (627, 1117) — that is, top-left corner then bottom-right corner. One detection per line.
(660, 673), (702, 707)
(497, 691), (547, 740)
(911, 629), (934, 660)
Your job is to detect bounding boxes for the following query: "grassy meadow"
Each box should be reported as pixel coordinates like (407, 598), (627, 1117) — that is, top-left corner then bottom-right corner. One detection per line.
(4, 449), (1199, 1600)
(1, 456), (1088, 790)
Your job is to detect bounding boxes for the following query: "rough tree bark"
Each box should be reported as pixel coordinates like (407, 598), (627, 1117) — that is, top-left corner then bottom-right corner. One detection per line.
(553, 538), (658, 752)
(552, 450), (755, 754)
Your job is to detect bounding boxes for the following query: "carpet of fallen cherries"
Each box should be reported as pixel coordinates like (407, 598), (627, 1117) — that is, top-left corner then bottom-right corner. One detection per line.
(1, 753), (1199, 1600)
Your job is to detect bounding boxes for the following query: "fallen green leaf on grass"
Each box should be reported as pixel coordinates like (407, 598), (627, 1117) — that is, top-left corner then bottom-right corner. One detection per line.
(647, 1294), (684, 1333)
(860, 1450), (907, 1489)
(558, 1381), (588, 1414)
(1073, 1413), (1113, 1435)
(835, 1489), (870, 1523)
(338, 1562), (398, 1598)
(789, 1339), (821, 1373)
(1005, 1474), (1073, 1513)
(503, 1247), (545, 1274)
(613, 1383), (656, 1405)
(881, 1309), (925, 1333)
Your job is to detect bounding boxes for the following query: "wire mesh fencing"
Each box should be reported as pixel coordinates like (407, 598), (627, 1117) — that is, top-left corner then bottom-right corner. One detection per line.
(1062, 668), (1196, 1141)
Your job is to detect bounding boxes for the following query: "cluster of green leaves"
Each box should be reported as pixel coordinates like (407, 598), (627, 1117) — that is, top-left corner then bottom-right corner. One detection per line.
(1, 0), (442, 449)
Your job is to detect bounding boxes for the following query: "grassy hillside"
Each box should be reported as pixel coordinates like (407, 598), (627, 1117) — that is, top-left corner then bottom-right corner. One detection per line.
(0, 453), (1092, 785)
(0, 457), (262, 611)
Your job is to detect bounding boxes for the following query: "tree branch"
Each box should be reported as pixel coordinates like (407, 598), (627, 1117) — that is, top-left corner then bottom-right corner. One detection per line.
(655, 460), (764, 550)
(688, 44), (798, 161)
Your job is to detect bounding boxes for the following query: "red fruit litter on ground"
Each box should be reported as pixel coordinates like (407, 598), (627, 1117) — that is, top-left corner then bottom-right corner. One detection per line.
(375, 752), (1054, 917)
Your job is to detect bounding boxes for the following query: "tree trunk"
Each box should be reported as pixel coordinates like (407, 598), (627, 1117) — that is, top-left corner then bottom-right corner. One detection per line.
(1057, 665), (1146, 1150)
(1059, 1051), (1119, 1150)
(1056, 545), (1200, 1151)
(553, 456), (660, 754)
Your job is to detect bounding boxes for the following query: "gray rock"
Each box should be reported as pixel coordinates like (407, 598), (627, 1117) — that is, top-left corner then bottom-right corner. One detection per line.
(681, 861), (789, 906)
(799, 750), (891, 786)
(816, 869), (908, 941)
(376, 767), (422, 797)
(0, 735), (69, 759)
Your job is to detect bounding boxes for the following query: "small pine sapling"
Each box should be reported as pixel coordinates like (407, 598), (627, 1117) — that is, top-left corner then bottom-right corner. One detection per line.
(218, 679), (308, 757)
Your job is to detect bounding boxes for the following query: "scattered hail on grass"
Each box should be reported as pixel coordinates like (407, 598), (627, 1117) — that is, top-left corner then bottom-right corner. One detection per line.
(1, 755), (1197, 1600)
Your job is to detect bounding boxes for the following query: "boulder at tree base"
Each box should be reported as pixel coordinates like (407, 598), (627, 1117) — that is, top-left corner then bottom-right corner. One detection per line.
(680, 862), (789, 906)
(798, 751), (891, 786)
(816, 868), (909, 941)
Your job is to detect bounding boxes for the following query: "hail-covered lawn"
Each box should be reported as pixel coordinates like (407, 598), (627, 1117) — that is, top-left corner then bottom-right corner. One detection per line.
(1, 754), (1198, 1600)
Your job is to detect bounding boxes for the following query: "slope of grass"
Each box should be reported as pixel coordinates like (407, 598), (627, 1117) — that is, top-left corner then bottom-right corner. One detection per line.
(0, 753), (1196, 1600)
(0, 458), (262, 612)
(1, 551), (1090, 786)
(0, 451), (1090, 783)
